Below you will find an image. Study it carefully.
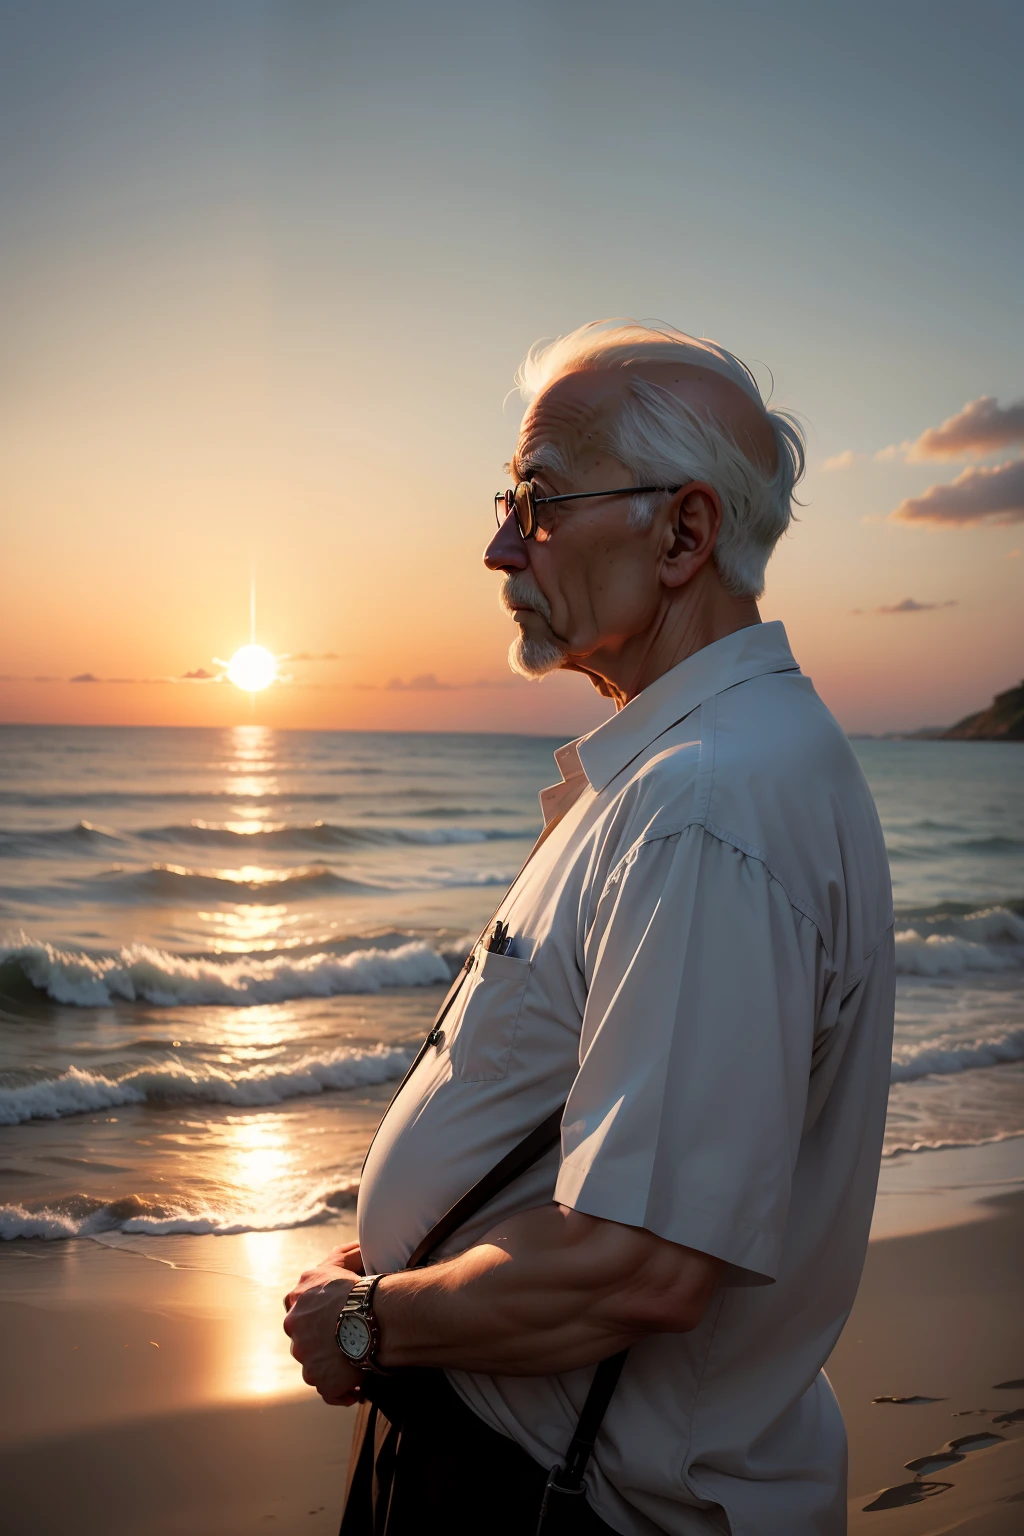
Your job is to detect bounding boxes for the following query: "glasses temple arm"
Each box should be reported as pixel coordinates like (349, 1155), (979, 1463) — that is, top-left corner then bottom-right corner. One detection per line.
(533, 486), (682, 506)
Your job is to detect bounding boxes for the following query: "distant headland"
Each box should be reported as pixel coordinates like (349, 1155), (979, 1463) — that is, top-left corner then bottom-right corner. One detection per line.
(862, 679), (1024, 742)
(942, 679), (1024, 741)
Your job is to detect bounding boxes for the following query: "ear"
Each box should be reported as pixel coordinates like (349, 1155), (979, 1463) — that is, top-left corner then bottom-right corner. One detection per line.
(659, 483), (723, 589)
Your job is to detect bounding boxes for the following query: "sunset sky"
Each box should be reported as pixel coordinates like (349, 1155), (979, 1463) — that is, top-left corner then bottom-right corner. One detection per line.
(1, 1), (1021, 737)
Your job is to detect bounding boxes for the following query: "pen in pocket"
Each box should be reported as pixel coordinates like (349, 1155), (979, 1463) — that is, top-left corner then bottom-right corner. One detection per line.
(485, 919), (514, 955)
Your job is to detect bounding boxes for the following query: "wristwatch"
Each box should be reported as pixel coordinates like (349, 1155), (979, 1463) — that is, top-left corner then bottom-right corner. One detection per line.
(335, 1274), (390, 1373)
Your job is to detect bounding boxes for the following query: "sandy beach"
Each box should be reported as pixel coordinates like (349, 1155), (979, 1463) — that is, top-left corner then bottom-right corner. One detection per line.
(1, 1139), (1021, 1536)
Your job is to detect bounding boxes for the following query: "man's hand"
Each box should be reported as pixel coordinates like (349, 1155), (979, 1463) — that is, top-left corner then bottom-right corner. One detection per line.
(323, 1239), (364, 1276)
(282, 1255), (365, 1406)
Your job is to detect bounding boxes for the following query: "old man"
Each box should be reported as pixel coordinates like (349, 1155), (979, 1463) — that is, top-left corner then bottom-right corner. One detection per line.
(285, 320), (895, 1535)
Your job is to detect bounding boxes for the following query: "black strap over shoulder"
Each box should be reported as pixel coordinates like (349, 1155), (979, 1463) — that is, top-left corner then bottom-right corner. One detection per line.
(557, 1350), (629, 1487)
(406, 1102), (565, 1269)
(381, 796), (626, 1521)
(535, 1351), (629, 1533)
(403, 1104), (628, 1522)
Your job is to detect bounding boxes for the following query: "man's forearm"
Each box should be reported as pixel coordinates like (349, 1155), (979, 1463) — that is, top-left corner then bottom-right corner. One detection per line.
(373, 1203), (722, 1375)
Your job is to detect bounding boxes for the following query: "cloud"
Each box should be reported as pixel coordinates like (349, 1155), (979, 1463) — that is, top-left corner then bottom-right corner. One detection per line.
(906, 396), (1024, 461)
(6, 666), (514, 694)
(874, 598), (957, 614)
(828, 394), (1024, 471)
(358, 674), (516, 692)
(70, 673), (152, 683)
(385, 673), (453, 691)
(890, 458), (1024, 527)
(6, 669), (219, 686)
(822, 442), (916, 469)
(822, 449), (865, 472)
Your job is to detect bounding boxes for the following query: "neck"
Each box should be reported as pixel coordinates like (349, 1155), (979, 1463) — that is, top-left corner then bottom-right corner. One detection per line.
(566, 576), (761, 711)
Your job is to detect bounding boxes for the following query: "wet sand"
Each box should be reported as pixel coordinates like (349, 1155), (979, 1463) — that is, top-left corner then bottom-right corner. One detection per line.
(1, 1149), (1022, 1535)
(834, 1186), (1024, 1531)
(0, 1230), (355, 1536)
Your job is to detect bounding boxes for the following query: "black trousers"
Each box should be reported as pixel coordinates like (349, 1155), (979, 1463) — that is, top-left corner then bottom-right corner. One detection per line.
(339, 1369), (617, 1536)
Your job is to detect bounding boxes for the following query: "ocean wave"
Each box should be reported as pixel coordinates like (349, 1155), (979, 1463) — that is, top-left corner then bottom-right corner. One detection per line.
(890, 1028), (1024, 1083)
(41, 859), (514, 906)
(894, 896), (1024, 921)
(138, 819), (525, 851)
(0, 1184), (358, 1241)
(94, 862), (377, 904)
(894, 905), (1024, 975)
(882, 1130), (1024, 1159)
(887, 834), (1024, 862)
(366, 805), (521, 820)
(0, 936), (451, 1006)
(0, 821), (123, 858)
(0, 1042), (414, 1126)
(904, 818), (966, 834)
(951, 835), (1024, 856)
(0, 788), (366, 810)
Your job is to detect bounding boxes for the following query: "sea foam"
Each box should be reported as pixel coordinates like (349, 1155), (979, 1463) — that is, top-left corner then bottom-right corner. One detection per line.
(894, 905), (1024, 976)
(0, 936), (451, 1007)
(0, 1182), (359, 1240)
(890, 1027), (1024, 1083)
(0, 1042), (414, 1125)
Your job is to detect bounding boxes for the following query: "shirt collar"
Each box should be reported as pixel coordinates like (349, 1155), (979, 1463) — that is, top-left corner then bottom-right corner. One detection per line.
(575, 621), (800, 794)
(538, 740), (590, 826)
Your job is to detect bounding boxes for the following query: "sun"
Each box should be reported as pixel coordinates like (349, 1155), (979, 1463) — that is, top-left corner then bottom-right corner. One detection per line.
(226, 644), (277, 692)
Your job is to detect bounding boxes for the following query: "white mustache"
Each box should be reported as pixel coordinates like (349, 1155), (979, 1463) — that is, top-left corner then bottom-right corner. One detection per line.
(499, 572), (553, 626)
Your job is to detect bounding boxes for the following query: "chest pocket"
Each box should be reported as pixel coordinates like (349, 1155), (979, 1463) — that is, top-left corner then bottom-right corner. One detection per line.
(448, 948), (532, 1083)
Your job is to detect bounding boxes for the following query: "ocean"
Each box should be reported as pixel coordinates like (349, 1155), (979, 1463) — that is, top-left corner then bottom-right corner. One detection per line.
(1, 724), (1022, 1244)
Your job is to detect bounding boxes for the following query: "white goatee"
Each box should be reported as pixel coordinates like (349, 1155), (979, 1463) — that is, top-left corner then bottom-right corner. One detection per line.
(499, 573), (565, 679)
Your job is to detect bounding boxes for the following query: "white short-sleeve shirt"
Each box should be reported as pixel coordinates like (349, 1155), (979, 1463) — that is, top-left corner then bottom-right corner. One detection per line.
(358, 622), (896, 1536)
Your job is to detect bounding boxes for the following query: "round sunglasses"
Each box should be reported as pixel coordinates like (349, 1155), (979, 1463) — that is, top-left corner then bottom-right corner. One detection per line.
(494, 481), (683, 540)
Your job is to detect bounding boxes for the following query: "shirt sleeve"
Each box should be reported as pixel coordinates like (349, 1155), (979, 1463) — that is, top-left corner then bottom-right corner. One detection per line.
(553, 826), (823, 1284)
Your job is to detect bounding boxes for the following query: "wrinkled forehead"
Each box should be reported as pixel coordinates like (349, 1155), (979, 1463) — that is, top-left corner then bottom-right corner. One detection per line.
(511, 371), (627, 480)
(511, 362), (777, 479)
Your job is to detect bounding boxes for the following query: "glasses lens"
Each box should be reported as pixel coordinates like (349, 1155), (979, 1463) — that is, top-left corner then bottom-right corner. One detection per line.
(513, 482), (535, 539)
(495, 489), (517, 528)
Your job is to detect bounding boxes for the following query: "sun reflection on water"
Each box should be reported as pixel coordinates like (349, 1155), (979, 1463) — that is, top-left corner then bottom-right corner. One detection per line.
(197, 903), (304, 952)
(221, 725), (280, 799)
(222, 1113), (295, 1200)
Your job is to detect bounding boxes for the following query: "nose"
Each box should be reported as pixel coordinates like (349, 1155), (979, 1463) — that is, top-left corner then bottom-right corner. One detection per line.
(484, 510), (530, 571)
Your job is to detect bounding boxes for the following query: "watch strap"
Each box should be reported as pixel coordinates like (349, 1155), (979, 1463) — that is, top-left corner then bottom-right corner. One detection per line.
(337, 1273), (391, 1374)
(348, 1274), (383, 1313)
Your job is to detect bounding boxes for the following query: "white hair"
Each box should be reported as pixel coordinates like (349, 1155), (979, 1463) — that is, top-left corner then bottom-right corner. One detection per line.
(516, 319), (805, 599)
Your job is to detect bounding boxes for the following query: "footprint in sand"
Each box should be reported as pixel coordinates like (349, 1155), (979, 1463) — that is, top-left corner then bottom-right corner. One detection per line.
(871, 1395), (944, 1405)
(905, 1452), (964, 1476)
(902, 1432), (1005, 1475)
(863, 1481), (954, 1511)
(992, 1407), (1024, 1425)
(946, 1432), (1006, 1453)
(993, 1378), (1024, 1390)
(865, 1426), (1008, 1510)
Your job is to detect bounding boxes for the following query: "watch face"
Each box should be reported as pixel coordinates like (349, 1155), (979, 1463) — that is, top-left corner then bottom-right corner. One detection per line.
(336, 1313), (372, 1361)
